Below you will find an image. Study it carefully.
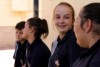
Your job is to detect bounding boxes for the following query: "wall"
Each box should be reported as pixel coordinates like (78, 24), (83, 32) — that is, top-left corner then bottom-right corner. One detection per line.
(0, 0), (33, 49)
(0, 0), (100, 49)
(39, 0), (100, 49)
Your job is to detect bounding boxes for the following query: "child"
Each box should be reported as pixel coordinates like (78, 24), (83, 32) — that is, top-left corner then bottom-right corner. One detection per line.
(13, 21), (27, 67)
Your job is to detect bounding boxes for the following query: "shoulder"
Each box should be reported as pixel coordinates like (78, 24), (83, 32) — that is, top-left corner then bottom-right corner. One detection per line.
(51, 39), (58, 55)
(34, 39), (50, 53)
(67, 30), (77, 45)
(68, 30), (76, 41)
(52, 39), (58, 48)
(90, 48), (100, 67)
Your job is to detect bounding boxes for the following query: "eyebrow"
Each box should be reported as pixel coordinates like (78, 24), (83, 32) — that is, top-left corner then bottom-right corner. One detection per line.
(55, 14), (71, 16)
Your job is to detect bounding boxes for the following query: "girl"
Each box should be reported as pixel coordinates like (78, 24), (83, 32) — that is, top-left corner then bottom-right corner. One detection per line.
(73, 3), (100, 67)
(49, 2), (85, 67)
(23, 17), (51, 67)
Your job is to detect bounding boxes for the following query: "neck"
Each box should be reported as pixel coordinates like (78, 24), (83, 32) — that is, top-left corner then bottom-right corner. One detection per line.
(20, 40), (24, 44)
(27, 35), (35, 45)
(59, 33), (66, 39)
(89, 35), (100, 48)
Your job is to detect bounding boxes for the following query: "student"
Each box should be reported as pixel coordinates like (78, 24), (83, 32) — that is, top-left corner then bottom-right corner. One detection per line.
(48, 2), (85, 67)
(23, 17), (51, 67)
(13, 21), (27, 67)
(72, 3), (100, 67)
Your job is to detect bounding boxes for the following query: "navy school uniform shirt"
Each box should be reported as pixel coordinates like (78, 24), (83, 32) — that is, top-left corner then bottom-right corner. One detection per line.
(25, 38), (51, 67)
(13, 40), (27, 67)
(72, 39), (100, 67)
(49, 29), (85, 67)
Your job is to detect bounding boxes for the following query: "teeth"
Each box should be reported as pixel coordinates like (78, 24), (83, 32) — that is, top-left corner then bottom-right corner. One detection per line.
(59, 26), (65, 29)
(59, 25), (65, 27)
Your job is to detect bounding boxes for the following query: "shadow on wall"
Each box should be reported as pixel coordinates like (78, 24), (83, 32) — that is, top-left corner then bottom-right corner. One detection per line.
(0, 26), (16, 50)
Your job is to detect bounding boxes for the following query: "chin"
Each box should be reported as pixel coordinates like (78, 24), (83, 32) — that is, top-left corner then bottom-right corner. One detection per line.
(59, 30), (68, 34)
(17, 39), (23, 41)
(77, 40), (83, 48)
(77, 40), (88, 48)
(22, 35), (27, 39)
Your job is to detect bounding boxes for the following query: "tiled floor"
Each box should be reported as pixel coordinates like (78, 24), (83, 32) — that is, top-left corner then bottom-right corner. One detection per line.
(0, 49), (14, 67)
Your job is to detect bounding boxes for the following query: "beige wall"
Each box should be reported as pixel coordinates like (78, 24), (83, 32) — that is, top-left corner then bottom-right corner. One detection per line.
(40, 0), (100, 49)
(0, 0), (33, 49)
(0, 26), (15, 49)
(0, 0), (100, 49)
(0, 0), (33, 26)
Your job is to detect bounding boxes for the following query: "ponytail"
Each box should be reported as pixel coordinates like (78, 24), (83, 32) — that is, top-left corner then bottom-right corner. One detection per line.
(27, 17), (49, 39)
(41, 19), (49, 39)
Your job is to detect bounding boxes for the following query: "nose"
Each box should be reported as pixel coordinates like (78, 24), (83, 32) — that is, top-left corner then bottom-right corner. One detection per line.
(59, 18), (64, 24)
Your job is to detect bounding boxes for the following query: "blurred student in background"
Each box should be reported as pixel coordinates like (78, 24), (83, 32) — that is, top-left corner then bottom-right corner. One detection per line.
(13, 21), (27, 67)
(23, 17), (51, 67)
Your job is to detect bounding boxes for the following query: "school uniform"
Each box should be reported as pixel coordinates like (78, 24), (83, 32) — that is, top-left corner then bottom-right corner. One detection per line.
(49, 30), (85, 67)
(72, 39), (100, 67)
(25, 38), (51, 67)
(13, 40), (27, 67)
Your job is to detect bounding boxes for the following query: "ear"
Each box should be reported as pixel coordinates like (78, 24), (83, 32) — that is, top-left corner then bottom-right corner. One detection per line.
(84, 19), (92, 33)
(30, 26), (35, 33)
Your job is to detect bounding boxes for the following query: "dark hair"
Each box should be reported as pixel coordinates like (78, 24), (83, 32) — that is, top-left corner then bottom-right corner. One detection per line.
(27, 17), (49, 39)
(15, 21), (25, 30)
(53, 2), (75, 22)
(80, 3), (100, 35)
(80, 3), (100, 26)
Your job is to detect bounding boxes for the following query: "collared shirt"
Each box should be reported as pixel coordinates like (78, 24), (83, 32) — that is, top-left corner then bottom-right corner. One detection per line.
(49, 30), (85, 67)
(72, 39), (100, 67)
(14, 40), (27, 67)
(25, 38), (51, 67)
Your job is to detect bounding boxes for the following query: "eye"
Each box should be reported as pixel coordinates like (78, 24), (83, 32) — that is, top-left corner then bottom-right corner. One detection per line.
(54, 14), (61, 19)
(55, 16), (60, 19)
(64, 15), (70, 19)
(64, 16), (70, 19)
(16, 31), (18, 34)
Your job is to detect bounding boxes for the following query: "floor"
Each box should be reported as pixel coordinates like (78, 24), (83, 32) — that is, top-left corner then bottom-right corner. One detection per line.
(0, 49), (14, 67)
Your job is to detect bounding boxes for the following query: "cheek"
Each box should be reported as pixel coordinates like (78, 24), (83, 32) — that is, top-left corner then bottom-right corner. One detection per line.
(16, 33), (20, 38)
(16, 35), (19, 39)
(54, 21), (58, 28)
(67, 22), (73, 28)
(23, 28), (30, 38)
(73, 23), (78, 34)
(23, 28), (27, 37)
(73, 23), (82, 41)
(23, 29), (25, 35)
(64, 19), (73, 27)
(74, 24), (84, 45)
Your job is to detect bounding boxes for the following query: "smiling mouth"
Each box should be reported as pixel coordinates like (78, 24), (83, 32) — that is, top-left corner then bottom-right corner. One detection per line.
(58, 25), (66, 28)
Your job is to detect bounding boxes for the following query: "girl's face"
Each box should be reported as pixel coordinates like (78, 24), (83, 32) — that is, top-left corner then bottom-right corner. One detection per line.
(53, 5), (73, 34)
(23, 21), (31, 40)
(74, 10), (89, 48)
(74, 16), (85, 47)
